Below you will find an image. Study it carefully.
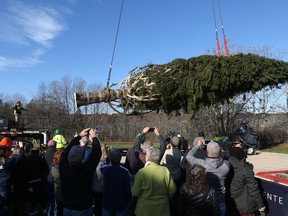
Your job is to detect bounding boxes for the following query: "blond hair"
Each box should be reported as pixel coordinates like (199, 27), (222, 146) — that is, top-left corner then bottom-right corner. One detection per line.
(100, 144), (109, 162)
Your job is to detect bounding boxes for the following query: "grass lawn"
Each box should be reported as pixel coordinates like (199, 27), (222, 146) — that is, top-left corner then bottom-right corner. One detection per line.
(105, 142), (133, 148)
(104, 142), (161, 149)
(261, 143), (288, 154)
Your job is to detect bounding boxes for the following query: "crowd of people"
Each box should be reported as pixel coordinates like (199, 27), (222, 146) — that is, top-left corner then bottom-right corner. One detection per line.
(0, 126), (266, 216)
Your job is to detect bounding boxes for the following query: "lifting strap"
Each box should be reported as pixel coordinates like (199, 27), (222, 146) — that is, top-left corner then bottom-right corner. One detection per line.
(217, 0), (229, 56)
(211, 0), (229, 56)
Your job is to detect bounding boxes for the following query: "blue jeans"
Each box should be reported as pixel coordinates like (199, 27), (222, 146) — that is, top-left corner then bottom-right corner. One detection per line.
(102, 208), (125, 216)
(46, 181), (55, 216)
(63, 207), (93, 216)
(219, 200), (227, 216)
(0, 192), (10, 216)
(0, 204), (9, 216)
(54, 200), (64, 216)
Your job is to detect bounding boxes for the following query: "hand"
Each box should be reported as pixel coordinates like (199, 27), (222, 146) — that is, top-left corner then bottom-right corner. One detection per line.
(79, 141), (86, 147)
(18, 141), (24, 148)
(234, 143), (242, 148)
(197, 139), (204, 148)
(154, 127), (160, 136)
(259, 206), (266, 212)
(89, 128), (98, 138)
(142, 127), (150, 134)
(166, 143), (173, 149)
(79, 128), (91, 137)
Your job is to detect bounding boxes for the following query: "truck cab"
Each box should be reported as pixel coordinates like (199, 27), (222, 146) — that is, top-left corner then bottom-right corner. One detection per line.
(0, 116), (49, 150)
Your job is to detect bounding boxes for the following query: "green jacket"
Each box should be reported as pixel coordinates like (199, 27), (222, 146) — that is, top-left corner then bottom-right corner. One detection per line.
(132, 162), (176, 216)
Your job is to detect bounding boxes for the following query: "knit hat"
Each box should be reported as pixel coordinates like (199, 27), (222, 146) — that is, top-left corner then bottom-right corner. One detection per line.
(229, 147), (246, 161)
(0, 137), (13, 148)
(171, 136), (180, 146)
(108, 148), (122, 165)
(68, 146), (85, 165)
(47, 140), (56, 147)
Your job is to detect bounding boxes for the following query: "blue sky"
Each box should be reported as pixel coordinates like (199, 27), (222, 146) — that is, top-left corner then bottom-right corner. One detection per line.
(0, 0), (288, 101)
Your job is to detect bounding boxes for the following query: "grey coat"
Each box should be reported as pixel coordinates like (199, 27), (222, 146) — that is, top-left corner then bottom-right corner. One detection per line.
(51, 164), (62, 201)
(186, 146), (230, 202)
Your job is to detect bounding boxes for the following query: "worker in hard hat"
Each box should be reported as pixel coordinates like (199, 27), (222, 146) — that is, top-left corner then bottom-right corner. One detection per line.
(53, 129), (67, 149)
(13, 101), (27, 124)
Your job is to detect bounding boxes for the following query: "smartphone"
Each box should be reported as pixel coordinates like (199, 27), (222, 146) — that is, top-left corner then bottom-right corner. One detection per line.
(148, 127), (155, 132)
(95, 128), (100, 133)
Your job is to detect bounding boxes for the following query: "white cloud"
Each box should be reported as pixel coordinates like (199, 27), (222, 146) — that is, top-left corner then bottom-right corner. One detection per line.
(0, 55), (41, 70)
(8, 2), (66, 47)
(32, 48), (46, 58)
(0, 1), (68, 71)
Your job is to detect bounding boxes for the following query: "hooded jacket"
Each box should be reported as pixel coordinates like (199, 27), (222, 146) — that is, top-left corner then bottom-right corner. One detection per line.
(186, 146), (230, 202)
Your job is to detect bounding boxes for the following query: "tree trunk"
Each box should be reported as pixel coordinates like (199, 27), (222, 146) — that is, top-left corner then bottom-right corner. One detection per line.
(74, 88), (130, 107)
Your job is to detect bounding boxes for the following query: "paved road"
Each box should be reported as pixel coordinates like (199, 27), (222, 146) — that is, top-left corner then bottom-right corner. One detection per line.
(246, 151), (288, 174)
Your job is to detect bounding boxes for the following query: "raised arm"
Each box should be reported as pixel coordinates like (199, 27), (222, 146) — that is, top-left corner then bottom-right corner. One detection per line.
(134, 127), (150, 152)
(154, 127), (166, 162)
(186, 138), (205, 166)
(88, 128), (102, 169)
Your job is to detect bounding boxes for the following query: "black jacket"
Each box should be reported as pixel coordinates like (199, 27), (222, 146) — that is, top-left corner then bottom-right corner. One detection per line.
(124, 146), (143, 175)
(59, 136), (101, 210)
(125, 133), (166, 174)
(226, 156), (265, 214)
(26, 150), (49, 187)
(177, 184), (220, 216)
(44, 145), (56, 182)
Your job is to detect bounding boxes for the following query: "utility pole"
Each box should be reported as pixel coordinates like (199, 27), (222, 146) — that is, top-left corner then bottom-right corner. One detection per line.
(286, 83), (288, 110)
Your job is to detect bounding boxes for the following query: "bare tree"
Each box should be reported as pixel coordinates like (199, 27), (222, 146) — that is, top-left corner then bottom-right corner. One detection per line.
(72, 77), (87, 114)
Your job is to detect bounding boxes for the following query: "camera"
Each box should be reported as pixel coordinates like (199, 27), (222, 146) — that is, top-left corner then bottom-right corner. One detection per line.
(165, 131), (188, 150)
(148, 127), (155, 132)
(95, 128), (100, 133)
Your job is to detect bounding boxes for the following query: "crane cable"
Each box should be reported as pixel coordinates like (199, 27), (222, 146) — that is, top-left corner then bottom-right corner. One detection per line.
(211, 0), (229, 56)
(106, 0), (125, 89)
(217, 0), (229, 56)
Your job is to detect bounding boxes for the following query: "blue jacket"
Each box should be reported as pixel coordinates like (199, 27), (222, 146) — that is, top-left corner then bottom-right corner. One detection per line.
(101, 164), (132, 212)
(0, 148), (25, 200)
